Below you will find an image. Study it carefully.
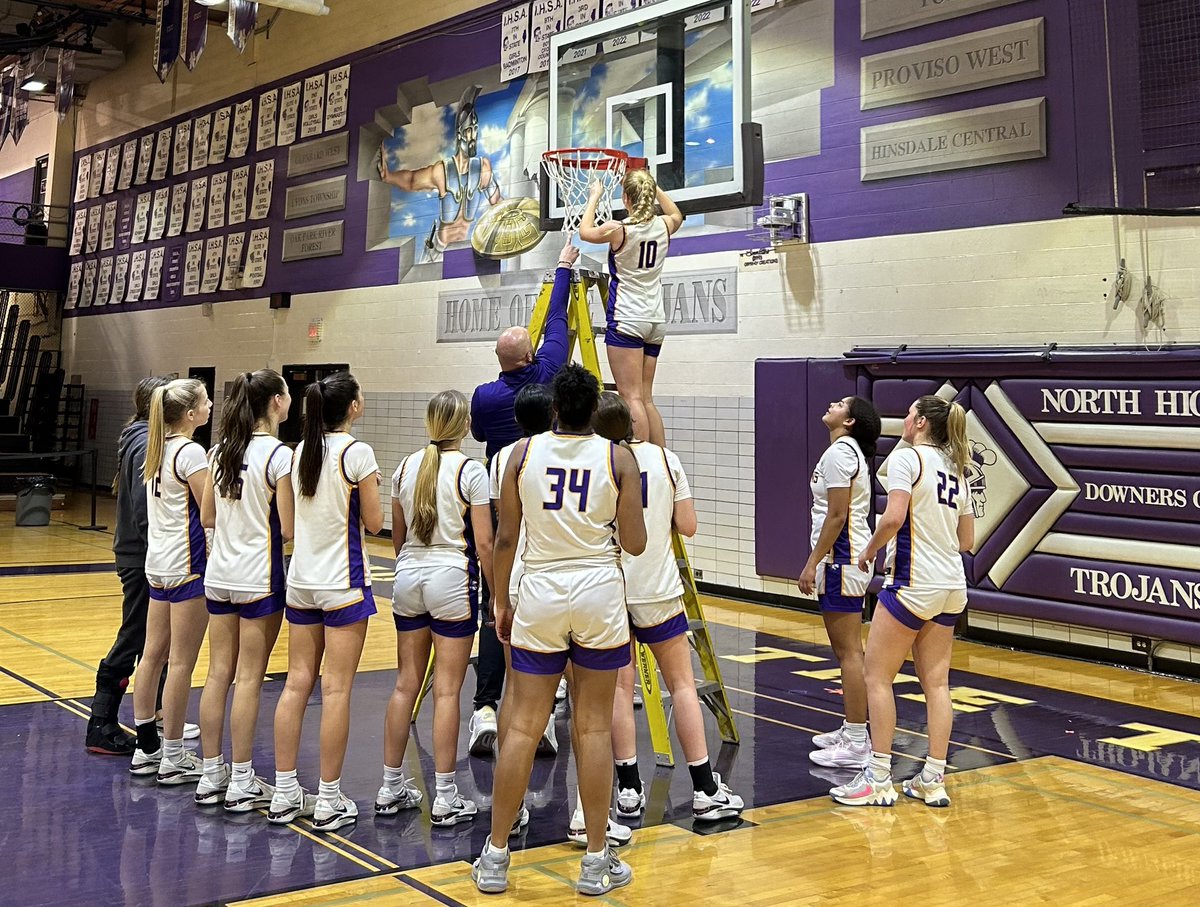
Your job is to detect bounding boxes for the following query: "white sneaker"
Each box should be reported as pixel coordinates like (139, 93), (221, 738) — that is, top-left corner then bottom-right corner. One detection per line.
(537, 714), (558, 757)
(313, 793), (358, 832)
(615, 786), (645, 816)
(830, 769), (898, 807)
(578, 846), (632, 896)
(809, 738), (871, 769)
(692, 773), (744, 822)
(812, 726), (846, 749)
(225, 776), (275, 813)
(555, 677), (568, 702)
(155, 719), (200, 741)
(194, 763), (231, 805)
(130, 747), (161, 776)
(567, 807), (633, 847)
(157, 749), (203, 785)
(268, 786), (318, 824)
(375, 778), (423, 815)
(509, 805), (530, 837)
(431, 793), (478, 826)
(468, 706), (498, 757)
(903, 772), (951, 807)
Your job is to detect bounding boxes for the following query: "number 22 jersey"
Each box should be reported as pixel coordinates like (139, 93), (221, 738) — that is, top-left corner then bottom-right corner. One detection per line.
(884, 445), (969, 591)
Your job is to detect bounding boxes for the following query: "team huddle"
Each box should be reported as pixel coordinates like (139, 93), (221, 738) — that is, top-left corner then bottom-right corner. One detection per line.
(83, 168), (974, 899)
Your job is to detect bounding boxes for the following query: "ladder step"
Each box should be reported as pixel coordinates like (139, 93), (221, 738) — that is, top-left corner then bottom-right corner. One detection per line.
(695, 680), (722, 698)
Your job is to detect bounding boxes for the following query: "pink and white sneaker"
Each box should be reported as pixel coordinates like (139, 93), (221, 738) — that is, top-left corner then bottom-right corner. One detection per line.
(830, 769), (897, 807)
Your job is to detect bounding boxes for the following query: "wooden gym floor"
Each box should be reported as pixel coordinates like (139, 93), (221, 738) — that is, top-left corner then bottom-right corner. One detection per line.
(2, 499), (1198, 906)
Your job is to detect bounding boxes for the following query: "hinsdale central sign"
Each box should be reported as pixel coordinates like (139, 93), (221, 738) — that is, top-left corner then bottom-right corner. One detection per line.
(437, 267), (738, 343)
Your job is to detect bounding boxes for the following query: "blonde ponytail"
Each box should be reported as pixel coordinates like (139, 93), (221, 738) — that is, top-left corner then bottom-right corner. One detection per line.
(411, 389), (471, 545)
(945, 402), (970, 475)
(623, 169), (657, 225)
(142, 386), (169, 484)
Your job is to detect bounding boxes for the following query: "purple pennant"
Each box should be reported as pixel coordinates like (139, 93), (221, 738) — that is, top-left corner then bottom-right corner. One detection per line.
(228, 0), (258, 53)
(56, 50), (76, 121)
(154, 0), (184, 83)
(0, 74), (12, 149)
(12, 60), (28, 145)
(181, 0), (209, 71)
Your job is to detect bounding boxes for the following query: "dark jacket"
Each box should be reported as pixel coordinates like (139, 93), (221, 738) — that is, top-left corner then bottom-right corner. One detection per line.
(471, 265), (571, 461)
(112, 421), (151, 567)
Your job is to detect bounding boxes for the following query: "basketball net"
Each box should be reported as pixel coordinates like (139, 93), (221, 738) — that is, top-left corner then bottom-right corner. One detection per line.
(542, 148), (629, 233)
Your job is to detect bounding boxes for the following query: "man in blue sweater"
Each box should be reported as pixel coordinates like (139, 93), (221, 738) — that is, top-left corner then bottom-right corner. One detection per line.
(467, 238), (578, 755)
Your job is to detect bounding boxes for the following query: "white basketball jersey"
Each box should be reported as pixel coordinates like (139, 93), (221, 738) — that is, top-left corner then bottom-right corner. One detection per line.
(206, 435), (292, 593)
(393, 448), (489, 567)
(608, 216), (670, 324)
(623, 442), (688, 604)
(288, 433), (379, 590)
(491, 440), (525, 599)
(518, 431), (621, 569)
(145, 436), (208, 577)
(884, 446), (968, 591)
(810, 438), (872, 564)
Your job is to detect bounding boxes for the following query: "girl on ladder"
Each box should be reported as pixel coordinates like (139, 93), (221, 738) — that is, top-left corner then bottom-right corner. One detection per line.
(195, 369), (293, 811)
(377, 390), (494, 826)
(831, 395), (973, 809)
(129, 379), (212, 786)
(579, 168), (684, 447)
(269, 372), (383, 832)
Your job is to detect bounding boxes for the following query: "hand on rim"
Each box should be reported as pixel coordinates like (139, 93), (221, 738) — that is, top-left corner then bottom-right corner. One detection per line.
(588, 180), (604, 202)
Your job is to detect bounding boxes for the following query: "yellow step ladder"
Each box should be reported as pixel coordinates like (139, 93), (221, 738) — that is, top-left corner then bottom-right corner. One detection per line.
(413, 265), (739, 767)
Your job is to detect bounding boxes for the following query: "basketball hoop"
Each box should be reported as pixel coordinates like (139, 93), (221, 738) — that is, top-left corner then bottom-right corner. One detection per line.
(541, 147), (630, 234)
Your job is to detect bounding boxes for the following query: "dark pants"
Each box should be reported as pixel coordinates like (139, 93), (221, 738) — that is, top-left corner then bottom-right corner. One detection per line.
(91, 565), (163, 723)
(472, 575), (506, 711)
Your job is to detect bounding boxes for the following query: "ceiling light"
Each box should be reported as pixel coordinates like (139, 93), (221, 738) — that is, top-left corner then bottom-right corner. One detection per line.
(20, 77), (49, 92)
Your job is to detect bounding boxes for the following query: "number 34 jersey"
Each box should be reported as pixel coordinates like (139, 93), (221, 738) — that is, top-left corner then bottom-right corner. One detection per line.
(517, 431), (621, 570)
(884, 445), (970, 591)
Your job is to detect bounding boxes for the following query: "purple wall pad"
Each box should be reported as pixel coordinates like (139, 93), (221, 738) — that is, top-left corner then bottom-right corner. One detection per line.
(0, 245), (68, 292)
(1052, 511), (1200, 548)
(1053, 445), (1200, 475)
(1067, 469), (1200, 523)
(1002, 378), (1200, 427)
(971, 487), (1053, 581)
(845, 346), (1200, 377)
(868, 378), (946, 416)
(64, 0), (1168, 312)
(969, 587), (1200, 647)
(968, 382), (1052, 486)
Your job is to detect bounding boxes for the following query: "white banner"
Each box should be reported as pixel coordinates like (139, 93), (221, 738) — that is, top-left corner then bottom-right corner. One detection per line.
(135, 133), (154, 185)
(65, 262), (82, 309)
(148, 186), (169, 241)
(221, 231), (246, 290)
(191, 112), (212, 171)
(73, 155), (90, 203)
(100, 201), (117, 250)
(117, 139), (136, 191)
(69, 209), (86, 254)
(208, 171), (228, 229)
(241, 226), (269, 288)
(530, 0), (564, 75)
(131, 193), (151, 245)
(88, 150), (104, 198)
(565, 0), (600, 29)
(152, 126), (172, 181)
(81, 259), (98, 308)
(501, 4), (531, 82)
(167, 182), (188, 237)
(85, 205), (101, 252)
(256, 88), (278, 152)
(325, 65), (349, 131)
(183, 240), (204, 295)
(95, 257), (114, 307)
(209, 106), (231, 165)
(102, 147), (120, 195)
(230, 98), (253, 158)
(228, 165), (249, 224)
(277, 81), (301, 146)
(301, 73), (326, 138)
(145, 247), (166, 300)
(201, 235), (224, 293)
(111, 253), (130, 306)
(250, 159), (274, 219)
(172, 120), (192, 176)
(127, 250), (147, 302)
(186, 175), (209, 233)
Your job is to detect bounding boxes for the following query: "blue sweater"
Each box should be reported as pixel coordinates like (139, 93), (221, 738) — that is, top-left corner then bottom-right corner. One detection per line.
(471, 266), (571, 462)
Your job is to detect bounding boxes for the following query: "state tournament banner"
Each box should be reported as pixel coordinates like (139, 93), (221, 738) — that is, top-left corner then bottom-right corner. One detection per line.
(56, 49), (76, 121)
(565, 0), (599, 30)
(500, 4), (531, 82)
(228, 0), (258, 53)
(181, 0), (209, 71)
(530, 0), (565, 75)
(324, 65), (349, 131)
(155, 0), (185, 83)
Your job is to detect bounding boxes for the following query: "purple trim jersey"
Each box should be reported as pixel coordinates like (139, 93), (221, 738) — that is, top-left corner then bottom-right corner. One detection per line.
(884, 445), (969, 591)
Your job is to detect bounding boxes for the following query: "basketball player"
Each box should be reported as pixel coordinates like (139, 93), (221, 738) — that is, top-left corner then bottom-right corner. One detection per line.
(269, 373), (383, 832)
(378, 390), (493, 826)
(831, 396), (973, 808)
(194, 370), (292, 811)
(472, 364), (646, 896)
(798, 396), (881, 770)
(128, 379), (211, 786)
(592, 393), (744, 823)
(579, 169), (683, 447)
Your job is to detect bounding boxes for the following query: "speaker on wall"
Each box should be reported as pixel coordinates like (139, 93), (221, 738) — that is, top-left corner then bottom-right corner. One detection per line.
(270, 292), (291, 310)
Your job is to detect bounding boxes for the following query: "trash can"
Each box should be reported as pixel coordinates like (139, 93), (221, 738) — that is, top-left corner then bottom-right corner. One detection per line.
(15, 478), (54, 527)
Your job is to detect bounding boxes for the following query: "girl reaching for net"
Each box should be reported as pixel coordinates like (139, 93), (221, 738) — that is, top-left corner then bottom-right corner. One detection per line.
(579, 168), (683, 447)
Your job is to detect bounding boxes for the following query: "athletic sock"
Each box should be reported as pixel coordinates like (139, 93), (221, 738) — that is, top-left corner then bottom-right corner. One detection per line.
(275, 769), (300, 797)
(844, 722), (868, 744)
(232, 760), (253, 783)
(202, 755), (224, 779)
(614, 757), (642, 792)
(922, 756), (947, 781)
(135, 716), (159, 753)
(383, 764), (405, 790)
(318, 778), (341, 803)
(435, 771), (457, 802)
(486, 838), (510, 857)
(687, 757), (719, 796)
(163, 737), (184, 762)
(869, 752), (892, 780)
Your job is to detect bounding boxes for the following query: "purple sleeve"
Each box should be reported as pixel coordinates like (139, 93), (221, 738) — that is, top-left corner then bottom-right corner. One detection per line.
(470, 388), (486, 443)
(533, 265), (572, 381)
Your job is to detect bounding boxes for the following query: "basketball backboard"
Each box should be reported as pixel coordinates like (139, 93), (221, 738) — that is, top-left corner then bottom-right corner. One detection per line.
(543, 0), (761, 229)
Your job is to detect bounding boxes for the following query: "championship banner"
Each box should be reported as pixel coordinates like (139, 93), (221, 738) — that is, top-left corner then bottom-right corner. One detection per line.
(155, 0), (184, 83)
(530, 0), (564, 75)
(500, 4), (531, 82)
(181, 0), (209, 71)
(0, 73), (12, 148)
(56, 50), (75, 121)
(228, 0), (258, 53)
(12, 74), (28, 145)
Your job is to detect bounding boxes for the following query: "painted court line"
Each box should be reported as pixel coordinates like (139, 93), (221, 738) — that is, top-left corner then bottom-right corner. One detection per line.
(395, 874), (469, 907)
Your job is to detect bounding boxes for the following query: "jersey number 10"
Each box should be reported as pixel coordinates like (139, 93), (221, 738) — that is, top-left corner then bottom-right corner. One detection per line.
(544, 467), (591, 512)
(637, 240), (658, 269)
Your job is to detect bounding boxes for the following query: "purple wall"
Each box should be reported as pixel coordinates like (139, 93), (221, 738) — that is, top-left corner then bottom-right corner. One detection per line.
(757, 347), (1200, 646)
(0, 167), (35, 205)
